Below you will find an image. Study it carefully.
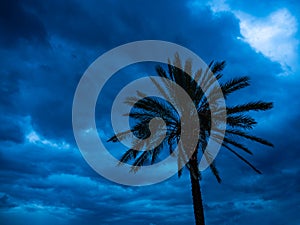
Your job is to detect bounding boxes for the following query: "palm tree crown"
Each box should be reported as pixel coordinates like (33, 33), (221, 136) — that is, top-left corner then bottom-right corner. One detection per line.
(107, 54), (273, 225)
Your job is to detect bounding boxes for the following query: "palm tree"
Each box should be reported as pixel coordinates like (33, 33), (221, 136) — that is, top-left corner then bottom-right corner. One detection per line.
(107, 54), (273, 225)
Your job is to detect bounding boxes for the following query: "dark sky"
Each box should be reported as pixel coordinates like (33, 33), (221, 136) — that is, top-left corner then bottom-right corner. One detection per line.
(0, 0), (300, 224)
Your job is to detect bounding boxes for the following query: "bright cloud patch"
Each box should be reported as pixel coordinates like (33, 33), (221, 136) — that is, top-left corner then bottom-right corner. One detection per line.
(236, 9), (298, 75)
(205, 0), (299, 75)
(207, 0), (230, 13)
(26, 130), (70, 150)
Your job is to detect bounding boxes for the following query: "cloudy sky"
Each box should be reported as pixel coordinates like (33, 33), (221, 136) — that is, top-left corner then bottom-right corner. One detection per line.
(1, 0), (300, 224)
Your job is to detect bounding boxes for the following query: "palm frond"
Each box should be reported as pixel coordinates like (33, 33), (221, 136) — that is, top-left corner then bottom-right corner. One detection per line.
(193, 68), (203, 83)
(227, 101), (273, 114)
(149, 75), (169, 100)
(211, 61), (226, 74)
(223, 137), (253, 155)
(222, 143), (262, 174)
(227, 115), (257, 129)
(226, 129), (274, 147)
(221, 76), (250, 97)
(119, 148), (139, 164)
(107, 130), (131, 142)
(151, 143), (164, 165)
(131, 150), (150, 172)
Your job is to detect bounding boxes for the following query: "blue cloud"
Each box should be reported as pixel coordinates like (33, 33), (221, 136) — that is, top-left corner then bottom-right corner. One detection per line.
(0, 0), (299, 224)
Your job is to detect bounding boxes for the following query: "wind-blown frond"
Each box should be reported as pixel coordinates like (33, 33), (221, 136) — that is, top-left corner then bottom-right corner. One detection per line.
(107, 130), (132, 143)
(131, 150), (150, 172)
(151, 142), (164, 165)
(211, 61), (226, 74)
(227, 115), (257, 129)
(226, 129), (274, 147)
(221, 143), (262, 174)
(119, 148), (138, 164)
(221, 76), (250, 97)
(227, 101), (273, 114)
(222, 137), (253, 155)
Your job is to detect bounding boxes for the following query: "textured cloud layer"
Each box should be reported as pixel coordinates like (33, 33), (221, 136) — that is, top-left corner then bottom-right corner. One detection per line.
(1, 0), (299, 224)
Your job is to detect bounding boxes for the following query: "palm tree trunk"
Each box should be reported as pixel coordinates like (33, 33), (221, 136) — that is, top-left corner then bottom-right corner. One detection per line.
(189, 158), (205, 225)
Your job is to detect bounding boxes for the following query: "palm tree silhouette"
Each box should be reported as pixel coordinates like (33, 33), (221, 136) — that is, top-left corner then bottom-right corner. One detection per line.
(107, 54), (273, 225)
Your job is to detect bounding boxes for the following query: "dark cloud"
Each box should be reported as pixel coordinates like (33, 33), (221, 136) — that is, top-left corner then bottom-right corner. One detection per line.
(0, 0), (48, 47)
(0, 0), (299, 224)
(0, 194), (17, 209)
(0, 116), (24, 143)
